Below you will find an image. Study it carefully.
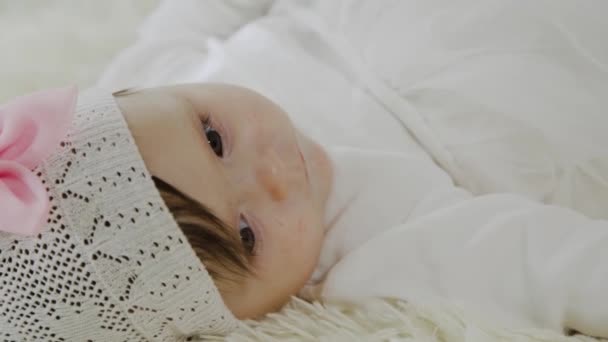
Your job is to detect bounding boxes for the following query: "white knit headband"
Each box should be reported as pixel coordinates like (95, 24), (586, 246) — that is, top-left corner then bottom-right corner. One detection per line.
(0, 88), (238, 341)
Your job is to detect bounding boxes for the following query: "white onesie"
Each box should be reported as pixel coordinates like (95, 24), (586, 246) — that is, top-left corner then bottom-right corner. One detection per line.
(98, 0), (608, 337)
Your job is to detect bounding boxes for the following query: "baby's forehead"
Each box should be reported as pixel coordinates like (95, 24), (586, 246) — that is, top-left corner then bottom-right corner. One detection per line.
(171, 83), (286, 114)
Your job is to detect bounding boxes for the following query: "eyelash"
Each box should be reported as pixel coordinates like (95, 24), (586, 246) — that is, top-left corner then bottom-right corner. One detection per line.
(241, 214), (262, 258)
(239, 215), (258, 256)
(201, 114), (227, 158)
(201, 115), (216, 141)
(201, 115), (212, 131)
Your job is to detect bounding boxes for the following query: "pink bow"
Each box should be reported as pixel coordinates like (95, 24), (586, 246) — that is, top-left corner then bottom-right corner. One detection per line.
(0, 87), (77, 236)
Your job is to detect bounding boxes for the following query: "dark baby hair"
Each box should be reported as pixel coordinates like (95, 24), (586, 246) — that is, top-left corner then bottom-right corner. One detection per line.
(152, 176), (252, 285)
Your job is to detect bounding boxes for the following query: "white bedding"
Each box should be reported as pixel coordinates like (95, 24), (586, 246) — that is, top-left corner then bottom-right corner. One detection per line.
(98, 0), (608, 338)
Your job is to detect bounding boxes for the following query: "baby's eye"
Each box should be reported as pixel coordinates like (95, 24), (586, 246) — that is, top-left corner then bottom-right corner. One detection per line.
(203, 118), (223, 157)
(239, 216), (256, 255)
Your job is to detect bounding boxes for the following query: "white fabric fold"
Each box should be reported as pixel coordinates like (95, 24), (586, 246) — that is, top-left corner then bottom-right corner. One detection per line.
(99, 0), (608, 337)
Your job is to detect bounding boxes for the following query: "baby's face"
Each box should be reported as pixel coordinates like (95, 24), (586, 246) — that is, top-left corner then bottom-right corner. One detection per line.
(115, 84), (333, 318)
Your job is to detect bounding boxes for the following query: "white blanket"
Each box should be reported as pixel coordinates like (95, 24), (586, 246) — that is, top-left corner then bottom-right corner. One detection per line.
(98, 0), (608, 338)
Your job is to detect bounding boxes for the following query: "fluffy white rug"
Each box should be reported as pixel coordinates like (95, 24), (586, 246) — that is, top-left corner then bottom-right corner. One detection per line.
(0, 2), (605, 341)
(207, 298), (599, 342)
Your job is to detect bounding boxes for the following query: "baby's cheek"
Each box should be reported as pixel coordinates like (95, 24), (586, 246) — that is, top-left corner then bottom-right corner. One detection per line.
(285, 215), (323, 270)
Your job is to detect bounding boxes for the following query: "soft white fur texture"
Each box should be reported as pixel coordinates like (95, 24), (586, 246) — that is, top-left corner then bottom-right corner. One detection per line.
(0, 2), (604, 341)
(218, 298), (600, 342)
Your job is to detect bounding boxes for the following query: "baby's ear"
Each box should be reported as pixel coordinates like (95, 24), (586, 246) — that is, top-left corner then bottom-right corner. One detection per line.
(0, 86), (77, 168)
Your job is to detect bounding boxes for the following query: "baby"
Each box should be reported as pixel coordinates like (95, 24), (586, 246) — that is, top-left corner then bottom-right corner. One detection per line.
(4, 0), (608, 340)
(112, 84), (333, 319)
(2, 82), (608, 340)
(0, 84), (332, 341)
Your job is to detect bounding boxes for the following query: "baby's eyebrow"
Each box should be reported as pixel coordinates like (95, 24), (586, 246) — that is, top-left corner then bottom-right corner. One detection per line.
(113, 88), (143, 97)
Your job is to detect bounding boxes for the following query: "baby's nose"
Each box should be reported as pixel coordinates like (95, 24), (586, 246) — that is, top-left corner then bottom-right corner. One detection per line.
(256, 150), (290, 203)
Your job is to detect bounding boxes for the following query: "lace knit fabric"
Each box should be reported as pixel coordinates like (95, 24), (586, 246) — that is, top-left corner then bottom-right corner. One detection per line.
(0, 89), (238, 341)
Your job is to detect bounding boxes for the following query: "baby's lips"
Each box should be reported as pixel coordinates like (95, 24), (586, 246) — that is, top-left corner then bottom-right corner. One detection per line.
(0, 85), (78, 169)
